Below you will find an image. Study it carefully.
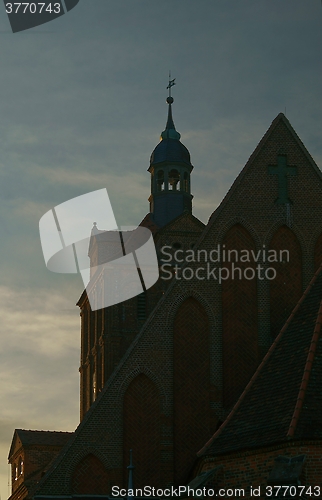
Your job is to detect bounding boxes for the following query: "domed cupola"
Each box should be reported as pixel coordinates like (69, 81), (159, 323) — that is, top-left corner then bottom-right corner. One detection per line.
(148, 79), (194, 227)
(150, 96), (193, 167)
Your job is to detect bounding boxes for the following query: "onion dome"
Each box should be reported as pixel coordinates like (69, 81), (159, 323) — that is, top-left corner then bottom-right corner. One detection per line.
(150, 96), (193, 168)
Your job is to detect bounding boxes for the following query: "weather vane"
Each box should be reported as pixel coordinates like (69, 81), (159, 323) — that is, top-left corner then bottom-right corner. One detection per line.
(167, 71), (176, 98)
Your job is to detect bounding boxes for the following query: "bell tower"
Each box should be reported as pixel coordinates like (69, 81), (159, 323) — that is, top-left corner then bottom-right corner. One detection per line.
(148, 78), (194, 227)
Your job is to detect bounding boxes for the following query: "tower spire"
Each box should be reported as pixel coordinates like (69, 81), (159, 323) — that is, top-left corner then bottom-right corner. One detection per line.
(148, 78), (194, 227)
(161, 73), (181, 141)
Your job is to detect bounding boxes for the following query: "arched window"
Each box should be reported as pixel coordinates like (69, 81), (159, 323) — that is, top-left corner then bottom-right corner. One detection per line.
(168, 169), (180, 191)
(157, 170), (164, 191)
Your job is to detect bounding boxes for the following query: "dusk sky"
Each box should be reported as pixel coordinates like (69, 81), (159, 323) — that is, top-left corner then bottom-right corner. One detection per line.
(0, 1), (322, 497)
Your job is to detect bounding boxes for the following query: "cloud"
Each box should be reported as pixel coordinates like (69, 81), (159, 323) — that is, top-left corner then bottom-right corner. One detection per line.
(0, 1), (322, 498)
(0, 285), (80, 498)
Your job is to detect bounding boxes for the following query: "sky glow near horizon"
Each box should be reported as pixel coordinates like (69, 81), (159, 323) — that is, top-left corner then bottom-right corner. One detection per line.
(0, 1), (322, 497)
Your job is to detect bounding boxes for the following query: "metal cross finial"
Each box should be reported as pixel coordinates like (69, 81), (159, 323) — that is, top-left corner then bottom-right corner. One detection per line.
(167, 71), (176, 97)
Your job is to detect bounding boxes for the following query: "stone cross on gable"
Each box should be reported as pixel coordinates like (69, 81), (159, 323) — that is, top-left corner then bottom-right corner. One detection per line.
(268, 154), (297, 204)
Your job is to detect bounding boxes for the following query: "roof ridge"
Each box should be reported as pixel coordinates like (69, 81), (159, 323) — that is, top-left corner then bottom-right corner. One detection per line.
(287, 297), (322, 437)
(197, 262), (322, 457)
(17, 429), (72, 433)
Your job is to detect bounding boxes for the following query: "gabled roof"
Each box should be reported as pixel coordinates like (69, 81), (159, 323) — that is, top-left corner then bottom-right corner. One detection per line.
(198, 264), (322, 457)
(9, 430), (73, 460)
(209, 112), (322, 224)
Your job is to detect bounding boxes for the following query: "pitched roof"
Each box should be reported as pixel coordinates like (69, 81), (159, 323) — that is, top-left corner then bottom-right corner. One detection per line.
(198, 263), (322, 457)
(208, 112), (322, 225)
(9, 430), (73, 459)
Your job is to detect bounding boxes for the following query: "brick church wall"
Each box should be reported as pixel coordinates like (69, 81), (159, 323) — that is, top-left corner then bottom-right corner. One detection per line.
(71, 453), (110, 494)
(314, 233), (322, 271)
(198, 442), (322, 497)
(174, 297), (210, 485)
(123, 374), (161, 488)
(221, 224), (258, 408)
(269, 225), (302, 338)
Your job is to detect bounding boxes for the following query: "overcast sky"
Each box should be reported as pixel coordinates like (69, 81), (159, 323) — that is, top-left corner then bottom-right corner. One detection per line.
(0, 1), (322, 497)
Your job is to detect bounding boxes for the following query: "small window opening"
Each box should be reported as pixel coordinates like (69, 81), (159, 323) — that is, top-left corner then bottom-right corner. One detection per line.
(157, 170), (165, 191)
(92, 371), (97, 402)
(18, 457), (23, 476)
(168, 169), (180, 191)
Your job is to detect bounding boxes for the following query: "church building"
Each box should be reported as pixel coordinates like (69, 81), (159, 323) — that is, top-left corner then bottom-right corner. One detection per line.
(7, 89), (322, 499)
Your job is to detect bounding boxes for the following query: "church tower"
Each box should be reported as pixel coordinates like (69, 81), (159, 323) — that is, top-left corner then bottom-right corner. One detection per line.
(77, 83), (204, 422)
(148, 88), (194, 227)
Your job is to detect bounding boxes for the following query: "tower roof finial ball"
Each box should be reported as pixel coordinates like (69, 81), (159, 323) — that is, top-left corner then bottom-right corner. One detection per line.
(166, 96), (174, 104)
